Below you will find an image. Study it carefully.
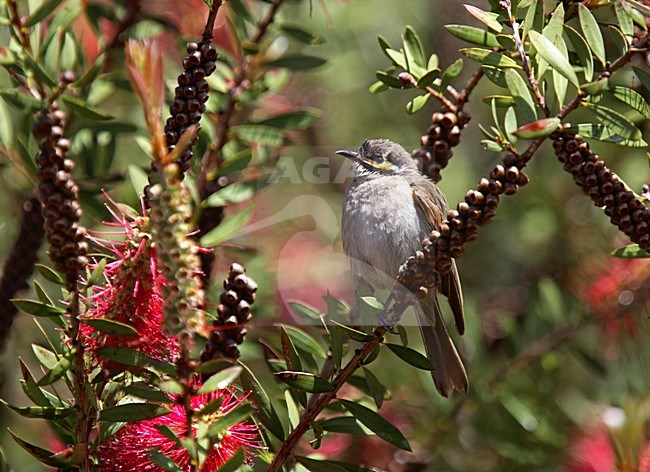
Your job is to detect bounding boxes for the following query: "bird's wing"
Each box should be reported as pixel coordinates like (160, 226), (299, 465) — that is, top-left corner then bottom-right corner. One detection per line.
(411, 178), (465, 335)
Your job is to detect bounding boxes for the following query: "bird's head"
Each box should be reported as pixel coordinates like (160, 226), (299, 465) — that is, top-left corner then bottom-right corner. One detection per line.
(336, 139), (417, 177)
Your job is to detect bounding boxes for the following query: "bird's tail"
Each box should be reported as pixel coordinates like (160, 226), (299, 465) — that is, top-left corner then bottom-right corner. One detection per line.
(416, 297), (468, 397)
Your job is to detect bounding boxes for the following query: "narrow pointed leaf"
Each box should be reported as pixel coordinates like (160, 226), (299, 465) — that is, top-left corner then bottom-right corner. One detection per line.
(61, 96), (113, 121)
(124, 384), (174, 403)
(460, 48), (521, 69)
(563, 123), (646, 147)
(528, 31), (578, 87)
(363, 367), (385, 408)
(280, 326), (302, 372)
(340, 400), (411, 451)
(99, 403), (172, 422)
(148, 451), (182, 472)
(581, 78), (609, 96)
(405, 94), (430, 114)
(330, 320), (374, 342)
(319, 416), (373, 435)
(581, 102), (641, 141)
(440, 59), (463, 92)
(96, 346), (176, 375)
(239, 361), (285, 440)
(615, 1), (634, 43)
(198, 366), (243, 394)
(294, 457), (352, 472)
(7, 430), (71, 468)
(12, 299), (65, 317)
(445, 25), (499, 47)
(385, 48), (407, 69)
(578, 4), (605, 65)
(274, 371), (333, 393)
(25, 0), (65, 26)
(564, 25), (594, 81)
(207, 403), (253, 438)
(464, 4), (503, 32)
(505, 69), (537, 121)
(35, 264), (64, 285)
(609, 86), (650, 119)
(37, 355), (71, 386)
(416, 68), (440, 88)
(281, 325), (327, 359)
(633, 66), (650, 91)
(482, 65), (508, 87)
(522, 0), (544, 40)
(375, 71), (403, 88)
(1, 400), (74, 419)
(385, 343), (432, 370)
(608, 26), (628, 55)
(82, 318), (139, 336)
(481, 95), (516, 107)
(403, 26), (426, 69)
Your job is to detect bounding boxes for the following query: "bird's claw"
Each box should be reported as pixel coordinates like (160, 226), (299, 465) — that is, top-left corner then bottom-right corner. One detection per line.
(377, 310), (399, 333)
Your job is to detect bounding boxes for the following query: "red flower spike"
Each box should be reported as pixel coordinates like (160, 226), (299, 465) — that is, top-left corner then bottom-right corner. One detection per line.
(95, 388), (261, 471)
(81, 196), (179, 372)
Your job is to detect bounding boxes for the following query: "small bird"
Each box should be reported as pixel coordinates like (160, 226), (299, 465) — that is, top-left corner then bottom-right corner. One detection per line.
(338, 139), (467, 397)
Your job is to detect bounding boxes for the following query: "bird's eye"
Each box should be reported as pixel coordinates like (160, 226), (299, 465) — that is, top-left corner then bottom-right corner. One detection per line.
(374, 155), (385, 163)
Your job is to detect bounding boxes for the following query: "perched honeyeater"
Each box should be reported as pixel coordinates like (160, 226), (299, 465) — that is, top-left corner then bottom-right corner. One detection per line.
(338, 139), (467, 397)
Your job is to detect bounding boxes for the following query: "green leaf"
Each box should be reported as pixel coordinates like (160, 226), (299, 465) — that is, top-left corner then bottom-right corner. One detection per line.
(608, 25), (628, 55)
(445, 25), (499, 47)
(481, 95), (516, 107)
(482, 65), (508, 88)
(7, 430), (71, 468)
(581, 102), (641, 141)
(1, 400), (74, 420)
(82, 318), (139, 336)
(87, 258), (107, 286)
(61, 96), (113, 121)
(99, 403), (172, 422)
(611, 244), (649, 258)
(35, 264), (64, 285)
(375, 71), (403, 88)
(551, 34), (570, 105)
(505, 69), (537, 122)
(37, 354), (71, 386)
(0, 47), (16, 66)
(563, 123), (646, 147)
(25, 0), (64, 27)
(218, 149), (252, 176)
(460, 48), (521, 69)
(405, 94), (430, 115)
(32, 344), (58, 370)
(275, 371), (334, 393)
(200, 205), (253, 246)
(128, 164), (149, 196)
(239, 361), (285, 440)
(360, 296), (384, 311)
(206, 403), (253, 439)
(482, 139), (503, 152)
(340, 399), (411, 451)
(512, 117), (561, 139)
(216, 448), (245, 472)
(204, 182), (255, 207)
(282, 325), (328, 359)
(522, 0), (544, 40)
(609, 86), (650, 119)
(578, 4), (605, 66)
(281, 326), (302, 372)
(19, 360), (51, 407)
(402, 25), (427, 70)
(319, 416), (372, 435)
(384, 48), (407, 69)
(505, 106), (518, 145)
(440, 59), (463, 92)
(294, 457), (351, 472)
(564, 25), (594, 82)
(581, 78), (609, 96)
(528, 31), (578, 87)
(416, 68), (441, 88)
(0, 90), (43, 111)
(256, 109), (320, 130)
(288, 301), (323, 323)
(11, 299), (65, 317)
(148, 451), (182, 472)
(279, 24), (326, 45)
(96, 346), (176, 375)
(124, 383), (173, 403)
(464, 4), (503, 32)
(363, 367), (385, 408)
(330, 320), (374, 342)
(231, 124), (284, 146)
(385, 343), (432, 370)
(264, 54), (326, 70)
(615, 2), (634, 43)
(369, 81), (389, 94)
(198, 366), (243, 394)
(536, 2), (565, 79)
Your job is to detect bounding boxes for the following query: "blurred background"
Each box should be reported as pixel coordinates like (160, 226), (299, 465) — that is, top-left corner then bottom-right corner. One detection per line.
(0, 0), (648, 470)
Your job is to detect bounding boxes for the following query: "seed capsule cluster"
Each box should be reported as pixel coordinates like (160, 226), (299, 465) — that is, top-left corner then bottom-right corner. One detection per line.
(398, 152), (529, 299)
(165, 41), (217, 174)
(412, 111), (471, 183)
(201, 263), (257, 361)
(33, 106), (87, 284)
(149, 163), (205, 340)
(0, 196), (45, 343)
(552, 130), (649, 251)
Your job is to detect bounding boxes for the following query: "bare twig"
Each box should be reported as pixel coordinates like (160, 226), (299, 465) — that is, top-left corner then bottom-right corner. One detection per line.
(268, 327), (387, 471)
(455, 67), (484, 110)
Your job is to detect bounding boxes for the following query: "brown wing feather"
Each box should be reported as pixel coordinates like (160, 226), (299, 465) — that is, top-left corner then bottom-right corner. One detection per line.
(411, 178), (465, 335)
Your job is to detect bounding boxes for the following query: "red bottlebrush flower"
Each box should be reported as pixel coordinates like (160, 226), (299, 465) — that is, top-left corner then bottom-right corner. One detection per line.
(95, 388), (261, 471)
(565, 428), (617, 472)
(81, 197), (179, 371)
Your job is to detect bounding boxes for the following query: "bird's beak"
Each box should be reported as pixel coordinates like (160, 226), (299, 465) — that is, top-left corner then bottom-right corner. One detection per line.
(336, 149), (359, 159)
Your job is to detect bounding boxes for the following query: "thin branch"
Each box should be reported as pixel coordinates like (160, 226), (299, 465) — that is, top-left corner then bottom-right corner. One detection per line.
(501, 0), (550, 117)
(202, 0), (224, 43)
(268, 327), (387, 471)
(455, 67), (484, 110)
